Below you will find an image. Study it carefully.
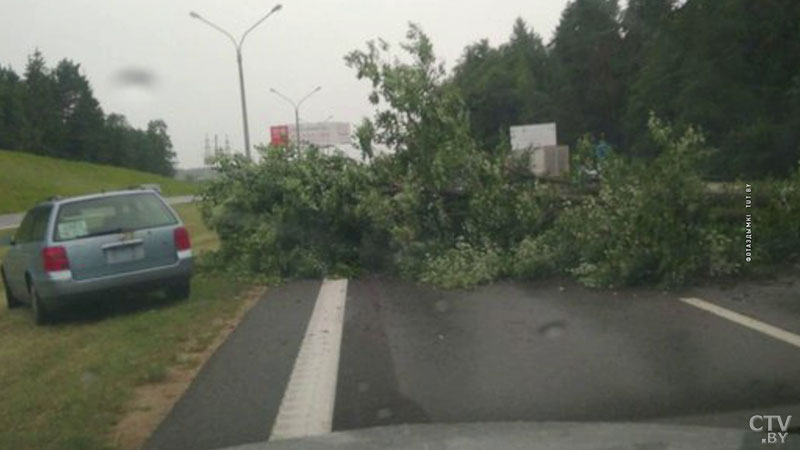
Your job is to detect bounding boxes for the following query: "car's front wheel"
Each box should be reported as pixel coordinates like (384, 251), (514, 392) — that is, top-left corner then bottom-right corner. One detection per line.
(30, 285), (52, 325)
(166, 279), (191, 300)
(2, 269), (22, 309)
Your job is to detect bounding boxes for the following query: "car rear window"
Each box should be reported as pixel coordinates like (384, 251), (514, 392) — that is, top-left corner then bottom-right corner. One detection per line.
(54, 193), (178, 242)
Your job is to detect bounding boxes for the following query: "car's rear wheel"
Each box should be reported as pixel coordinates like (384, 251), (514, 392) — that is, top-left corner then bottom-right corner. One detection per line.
(2, 269), (22, 309)
(30, 285), (52, 325)
(166, 279), (191, 300)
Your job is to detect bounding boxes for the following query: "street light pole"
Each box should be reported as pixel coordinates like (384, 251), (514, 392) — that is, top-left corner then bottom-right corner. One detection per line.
(235, 48), (250, 159)
(295, 108), (301, 146)
(269, 86), (322, 148)
(190, 5), (282, 160)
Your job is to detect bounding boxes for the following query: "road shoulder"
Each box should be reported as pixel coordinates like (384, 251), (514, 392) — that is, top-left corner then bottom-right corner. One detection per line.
(110, 285), (265, 450)
(144, 280), (322, 450)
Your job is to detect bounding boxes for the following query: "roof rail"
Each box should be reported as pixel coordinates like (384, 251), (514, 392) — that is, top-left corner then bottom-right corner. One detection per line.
(136, 183), (162, 193)
(39, 195), (64, 203)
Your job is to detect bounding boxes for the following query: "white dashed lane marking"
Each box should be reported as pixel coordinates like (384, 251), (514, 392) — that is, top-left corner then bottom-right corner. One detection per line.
(679, 297), (800, 350)
(270, 278), (348, 441)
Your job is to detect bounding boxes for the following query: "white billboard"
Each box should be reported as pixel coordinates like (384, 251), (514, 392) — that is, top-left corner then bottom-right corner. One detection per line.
(510, 122), (557, 151)
(286, 122), (351, 147)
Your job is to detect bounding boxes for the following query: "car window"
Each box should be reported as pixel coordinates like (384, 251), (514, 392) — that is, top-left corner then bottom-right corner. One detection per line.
(29, 206), (53, 243)
(14, 206), (51, 244)
(14, 211), (36, 244)
(54, 193), (177, 242)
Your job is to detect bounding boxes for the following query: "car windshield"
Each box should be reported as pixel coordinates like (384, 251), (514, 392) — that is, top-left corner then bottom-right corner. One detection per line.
(54, 193), (177, 241)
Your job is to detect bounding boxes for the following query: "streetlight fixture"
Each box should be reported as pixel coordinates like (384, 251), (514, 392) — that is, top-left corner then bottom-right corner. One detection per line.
(299, 115), (334, 124)
(190, 4), (282, 160)
(269, 86), (322, 147)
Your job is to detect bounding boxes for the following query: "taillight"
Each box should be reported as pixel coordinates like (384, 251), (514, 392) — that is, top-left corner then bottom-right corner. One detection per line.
(174, 226), (191, 251)
(42, 246), (70, 272)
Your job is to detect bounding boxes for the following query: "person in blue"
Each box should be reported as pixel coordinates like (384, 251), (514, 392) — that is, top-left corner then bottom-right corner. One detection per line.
(587, 133), (612, 179)
(594, 133), (611, 162)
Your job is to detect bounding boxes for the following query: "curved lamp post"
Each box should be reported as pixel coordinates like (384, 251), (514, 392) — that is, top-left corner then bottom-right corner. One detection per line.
(190, 4), (282, 160)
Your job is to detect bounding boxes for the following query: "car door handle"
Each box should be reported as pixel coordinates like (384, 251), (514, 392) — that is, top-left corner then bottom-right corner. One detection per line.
(101, 239), (143, 250)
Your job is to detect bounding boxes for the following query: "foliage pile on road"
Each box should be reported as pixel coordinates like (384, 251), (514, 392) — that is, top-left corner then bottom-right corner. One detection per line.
(199, 148), (371, 279)
(513, 116), (741, 287)
(201, 26), (800, 289)
(201, 26), (565, 286)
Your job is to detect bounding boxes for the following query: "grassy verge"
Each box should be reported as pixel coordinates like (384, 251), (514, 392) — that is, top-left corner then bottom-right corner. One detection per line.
(172, 203), (217, 254)
(0, 204), (254, 450)
(0, 149), (198, 214)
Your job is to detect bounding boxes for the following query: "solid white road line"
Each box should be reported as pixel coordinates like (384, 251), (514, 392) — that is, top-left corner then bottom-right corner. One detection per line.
(679, 297), (800, 350)
(270, 278), (348, 441)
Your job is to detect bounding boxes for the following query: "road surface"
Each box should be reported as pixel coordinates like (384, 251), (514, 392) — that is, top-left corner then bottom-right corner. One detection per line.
(145, 275), (800, 450)
(0, 195), (195, 230)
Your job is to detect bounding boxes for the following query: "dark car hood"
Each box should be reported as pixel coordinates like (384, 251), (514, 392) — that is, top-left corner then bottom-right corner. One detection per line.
(224, 422), (771, 450)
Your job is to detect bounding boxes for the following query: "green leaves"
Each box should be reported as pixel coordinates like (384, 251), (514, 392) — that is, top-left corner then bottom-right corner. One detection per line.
(452, 18), (553, 151)
(201, 147), (372, 279)
(512, 118), (747, 288)
(624, 0), (800, 177)
(420, 239), (504, 289)
(203, 24), (800, 290)
(354, 118), (375, 160)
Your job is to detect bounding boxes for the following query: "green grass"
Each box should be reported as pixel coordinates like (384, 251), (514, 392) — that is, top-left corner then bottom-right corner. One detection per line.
(0, 205), (253, 450)
(172, 204), (217, 254)
(0, 149), (198, 214)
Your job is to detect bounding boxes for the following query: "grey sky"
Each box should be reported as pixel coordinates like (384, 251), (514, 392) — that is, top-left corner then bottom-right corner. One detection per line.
(0, 0), (573, 168)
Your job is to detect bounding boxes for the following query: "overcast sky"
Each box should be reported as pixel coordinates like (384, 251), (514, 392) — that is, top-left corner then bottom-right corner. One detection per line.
(0, 0), (575, 168)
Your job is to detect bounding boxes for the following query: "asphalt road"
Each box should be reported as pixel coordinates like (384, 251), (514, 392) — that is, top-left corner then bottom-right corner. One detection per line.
(146, 276), (800, 450)
(0, 213), (23, 231)
(0, 195), (195, 230)
(145, 281), (321, 450)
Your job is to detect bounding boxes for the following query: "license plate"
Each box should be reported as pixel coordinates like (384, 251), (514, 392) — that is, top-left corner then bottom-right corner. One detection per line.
(106, 245), (145, 264)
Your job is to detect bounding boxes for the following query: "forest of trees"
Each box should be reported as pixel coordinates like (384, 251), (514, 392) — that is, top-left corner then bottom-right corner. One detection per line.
(451, 0), (800, 179)
(0, 50), (176, 176)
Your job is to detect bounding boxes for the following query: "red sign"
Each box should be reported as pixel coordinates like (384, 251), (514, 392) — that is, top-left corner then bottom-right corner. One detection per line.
(270, 125), (290, 146)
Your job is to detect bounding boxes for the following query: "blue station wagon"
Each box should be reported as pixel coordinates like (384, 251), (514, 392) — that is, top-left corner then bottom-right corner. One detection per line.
(1, 189), (193, 324)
